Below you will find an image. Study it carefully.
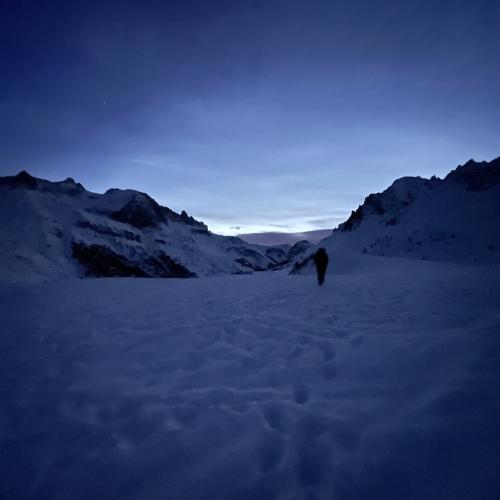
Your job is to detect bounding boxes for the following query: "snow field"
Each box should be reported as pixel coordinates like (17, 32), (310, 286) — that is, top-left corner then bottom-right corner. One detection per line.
(1, 257), (499, 499)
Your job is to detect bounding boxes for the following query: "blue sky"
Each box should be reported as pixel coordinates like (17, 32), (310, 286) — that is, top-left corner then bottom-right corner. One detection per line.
(1, 0), (499, 234)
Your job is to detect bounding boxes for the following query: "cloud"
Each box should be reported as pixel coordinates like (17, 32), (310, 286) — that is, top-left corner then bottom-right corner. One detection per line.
(307, 217), (340, 227)
(230, 225), (241, 230)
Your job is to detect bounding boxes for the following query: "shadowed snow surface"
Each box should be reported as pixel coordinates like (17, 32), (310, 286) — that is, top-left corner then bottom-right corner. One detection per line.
(1, 257), (499, 499)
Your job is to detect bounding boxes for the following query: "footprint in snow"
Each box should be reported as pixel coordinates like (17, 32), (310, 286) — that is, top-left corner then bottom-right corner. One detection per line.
(286, 346), (303, 360)
(350, 335), (364, 347)
(334, 328), (350, 338)
(256, 430), (285, 473)
(222, 324), (237, 339)
(317, 340), (335, 361)
(298, 334), (311, 345)
(296, 440), (330, 486)
(293, 384), (310, 405)
(171, 403), (204, 427)
(263, 403), (287, 432)
(321, 363), (338, 380)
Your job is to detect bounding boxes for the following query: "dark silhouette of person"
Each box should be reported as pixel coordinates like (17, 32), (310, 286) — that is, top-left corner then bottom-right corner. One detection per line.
(313, 248), (329, 286)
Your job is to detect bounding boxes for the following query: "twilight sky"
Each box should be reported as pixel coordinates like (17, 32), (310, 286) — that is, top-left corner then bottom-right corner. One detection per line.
(1, 0), (499, 235)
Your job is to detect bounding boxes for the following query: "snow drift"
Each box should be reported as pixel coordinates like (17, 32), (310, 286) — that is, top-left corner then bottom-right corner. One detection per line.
(1, 262), (499, 499)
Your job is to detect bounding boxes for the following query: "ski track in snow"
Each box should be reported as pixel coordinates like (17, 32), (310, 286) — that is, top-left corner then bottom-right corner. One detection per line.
(1, 260), (500, 499)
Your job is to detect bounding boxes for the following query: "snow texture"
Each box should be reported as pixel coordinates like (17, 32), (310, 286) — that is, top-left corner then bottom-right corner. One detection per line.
(1, 256), (499, 499)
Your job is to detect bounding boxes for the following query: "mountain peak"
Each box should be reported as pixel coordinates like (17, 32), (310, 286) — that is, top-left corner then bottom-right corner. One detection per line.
(16, 170), (38, 188)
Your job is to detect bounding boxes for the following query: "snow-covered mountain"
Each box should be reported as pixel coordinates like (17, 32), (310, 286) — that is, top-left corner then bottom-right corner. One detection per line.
(3, 157), (498, 282)
(294, 157), (500, 269)
(0, 172), (293, 282)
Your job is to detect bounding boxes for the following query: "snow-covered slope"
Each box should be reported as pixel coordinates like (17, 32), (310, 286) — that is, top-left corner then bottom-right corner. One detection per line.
(295, 157), (500, 270)
(0, 172), (289, 282)
(1, 261), (499, 499)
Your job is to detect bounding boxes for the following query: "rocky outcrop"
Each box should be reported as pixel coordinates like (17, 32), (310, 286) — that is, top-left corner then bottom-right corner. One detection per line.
(110, 194), (167, 229)
(287, 240), (313, 259)
(0, 171), (85, 195)
(72, 242), (149, 277)
(76, 220), (141, 242)
(0, 170), (39, 189)
(445, 157), (500, 191)
(265, 247), (288, 264)
(72, 242), (195, 278)
(230, 247), (270, 271)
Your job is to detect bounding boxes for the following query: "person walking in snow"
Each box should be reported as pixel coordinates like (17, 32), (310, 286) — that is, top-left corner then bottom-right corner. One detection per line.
(313, 248), (329, 286)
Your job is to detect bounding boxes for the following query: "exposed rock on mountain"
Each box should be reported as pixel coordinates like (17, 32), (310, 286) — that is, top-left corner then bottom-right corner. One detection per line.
(109, 193), (167, 229)
(265, 246), (290, 264)
(71, 242), (195, 278)
(444, 157), (500, 190)
(287, 240), (313, 259)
